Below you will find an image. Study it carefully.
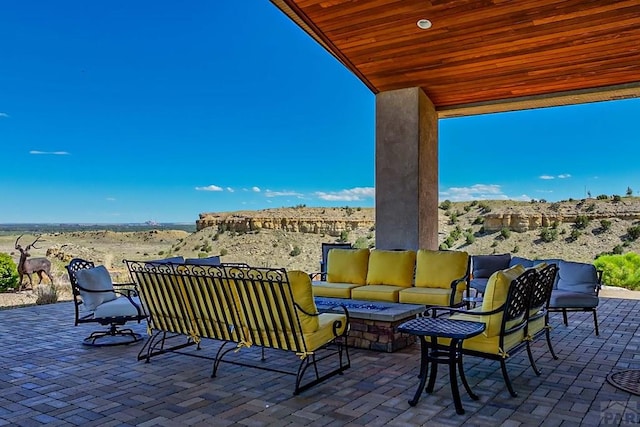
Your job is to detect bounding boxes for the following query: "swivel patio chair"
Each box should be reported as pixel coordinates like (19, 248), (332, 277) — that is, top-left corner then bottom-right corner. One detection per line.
(66, 258), (146, 346)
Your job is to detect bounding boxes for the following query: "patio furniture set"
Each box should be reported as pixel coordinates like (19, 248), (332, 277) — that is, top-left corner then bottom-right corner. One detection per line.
(64, 245), (601, 412)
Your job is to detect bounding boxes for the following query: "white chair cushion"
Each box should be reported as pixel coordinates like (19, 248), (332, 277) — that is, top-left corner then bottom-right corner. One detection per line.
(74, 266), (117, 311)
(93, 296), (143, 318)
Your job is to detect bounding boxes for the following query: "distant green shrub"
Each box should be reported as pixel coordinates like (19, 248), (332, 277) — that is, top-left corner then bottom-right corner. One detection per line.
(569, 229), (581, 241)
(439, 200), (452, 210)
(596, 194), (609, 200)
(445, 236), (455, 248)
(500, 228), (511, 239)
(0, 253), (19, 292)
(478, 201), (491, 213)
(473, 216), (484, 225)
(512, 245), (520, 253)
(338, 230), (349, 242)
(465, 233), (475, 244)
(612, 194), (622, 202)
(586, 203), (596, 212)
(450, 226), (462, 241)
(613, 245), (624, 255)
(627, 225), (640, 241)
(539, 227), (558, 242)
(353, 237), (368, 249)
(574, 215), (590, 229)
(594, 252), (640, 290)
(439, 243), (449, 250)
(290, 246), (301, 257)
(600, 219), (612, 231)
(220, 249), (228, 256)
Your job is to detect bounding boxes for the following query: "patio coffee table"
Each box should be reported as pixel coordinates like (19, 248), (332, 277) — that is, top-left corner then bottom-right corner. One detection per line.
(314, 297), (424, 352)
(397, 316), (485, 414)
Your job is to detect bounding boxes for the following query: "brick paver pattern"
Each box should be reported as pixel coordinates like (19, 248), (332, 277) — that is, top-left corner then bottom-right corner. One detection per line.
(0, 297), (638, 426)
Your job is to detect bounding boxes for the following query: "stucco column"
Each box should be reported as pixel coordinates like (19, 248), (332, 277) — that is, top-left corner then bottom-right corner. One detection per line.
(375, 87), (438, 250)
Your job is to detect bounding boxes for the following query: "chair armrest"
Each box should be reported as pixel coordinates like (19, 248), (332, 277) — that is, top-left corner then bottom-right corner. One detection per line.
(429, 304), (504, 318)
(113, 282), (139, 297)
(309, 272), (326, 281)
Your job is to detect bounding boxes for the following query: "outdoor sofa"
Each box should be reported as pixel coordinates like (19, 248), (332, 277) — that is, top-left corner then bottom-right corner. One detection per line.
(125, 260), (350, 394)
(470, 254), (602, 335)
(311, 248), (470, 307)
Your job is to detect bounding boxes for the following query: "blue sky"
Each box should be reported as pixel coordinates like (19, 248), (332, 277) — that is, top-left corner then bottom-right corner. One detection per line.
(1, 1), (638, 224)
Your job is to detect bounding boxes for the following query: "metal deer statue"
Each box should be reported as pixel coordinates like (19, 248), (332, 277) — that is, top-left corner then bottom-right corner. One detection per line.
(15, 235), (53, 290)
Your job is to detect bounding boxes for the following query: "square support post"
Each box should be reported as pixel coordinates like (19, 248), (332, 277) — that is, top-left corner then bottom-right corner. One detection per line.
(375, 87), (438, 250)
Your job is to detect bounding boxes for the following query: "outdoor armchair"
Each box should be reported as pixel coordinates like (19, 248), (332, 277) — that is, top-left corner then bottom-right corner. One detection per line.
(66, 258), (146, 346)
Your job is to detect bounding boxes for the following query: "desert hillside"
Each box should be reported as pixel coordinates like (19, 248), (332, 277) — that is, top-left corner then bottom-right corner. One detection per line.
(3, 198), (640, 286)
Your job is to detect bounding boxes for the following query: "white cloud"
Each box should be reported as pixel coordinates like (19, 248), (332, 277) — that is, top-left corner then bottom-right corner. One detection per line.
(265, 190), (304, 198)
(29, 150), (70, 155)
(106, 197), (116, 201)
(252, 186), (261, 192)
(540, 174), (571, 180)
(315, 187), (375, 201)
(195, 184), (223, 192)
(440, 184), (506, 201)
(226, 187), (234, 193)
(0, 112), (8, 118)
(536, 190), (554, 193)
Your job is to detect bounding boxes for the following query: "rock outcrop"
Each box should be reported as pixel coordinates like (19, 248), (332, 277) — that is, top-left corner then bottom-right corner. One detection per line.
(484, 211), (640, 232)
(196, 208), (375, 236)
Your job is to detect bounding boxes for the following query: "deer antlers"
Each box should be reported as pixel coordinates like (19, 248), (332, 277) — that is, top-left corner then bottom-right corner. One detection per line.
(15, 235), (42, 251)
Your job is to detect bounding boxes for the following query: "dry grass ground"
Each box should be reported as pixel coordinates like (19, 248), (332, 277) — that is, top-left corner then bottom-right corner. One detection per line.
(2, 198), (640, 309)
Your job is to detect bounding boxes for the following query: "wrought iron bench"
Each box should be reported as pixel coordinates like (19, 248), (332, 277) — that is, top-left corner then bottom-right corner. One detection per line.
(125, 261), (351, 394)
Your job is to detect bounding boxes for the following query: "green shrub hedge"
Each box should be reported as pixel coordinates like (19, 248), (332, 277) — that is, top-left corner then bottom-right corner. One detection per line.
(0, 253), (19, 291)
(594, 252), (640, 290)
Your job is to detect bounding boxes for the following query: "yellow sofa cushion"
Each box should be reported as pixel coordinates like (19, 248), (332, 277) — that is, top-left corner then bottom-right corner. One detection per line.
(366, 250), (416, 287)
(327, 249), (370, 285)
(312, 281), (363, 298)
(351, 285), (403, 302)
(288, 270), (320, 333)
(482, 264), (526, 337)
(399, 286), (465, 306)
(415, 250), (469, 289)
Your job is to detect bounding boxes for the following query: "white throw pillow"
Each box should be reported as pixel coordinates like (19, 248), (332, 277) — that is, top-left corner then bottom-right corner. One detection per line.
(74, 266), (117, 311)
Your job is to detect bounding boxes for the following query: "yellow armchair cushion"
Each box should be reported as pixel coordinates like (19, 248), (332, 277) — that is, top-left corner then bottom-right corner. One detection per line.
(366, 250), (416, 287)
(415, 250), (469, 289)
(482, 264), (526, 337)
(288, 270), (320, 333)
(327, 249), (370, 285)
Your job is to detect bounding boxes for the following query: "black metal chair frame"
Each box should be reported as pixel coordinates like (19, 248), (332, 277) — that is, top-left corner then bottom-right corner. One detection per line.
(431, 268), (538, 397)
(127, 261), (351, 395)
(66, 258), (146, 347)
(525, 264), (560, 375)
(311, 242), (354, 281)
(549, 269), (602, 336)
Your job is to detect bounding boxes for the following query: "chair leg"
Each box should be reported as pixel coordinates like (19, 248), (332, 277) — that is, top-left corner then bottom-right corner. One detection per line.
(562, 309), (568, 326)
(545, 327), (559, 360)
(525, 341), (541, 376)
(500, 359), (517, 397)
(593, 310), (599, 336)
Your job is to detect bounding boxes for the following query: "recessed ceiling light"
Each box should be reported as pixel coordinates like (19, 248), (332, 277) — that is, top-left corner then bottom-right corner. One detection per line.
(417, 19), (432, 30)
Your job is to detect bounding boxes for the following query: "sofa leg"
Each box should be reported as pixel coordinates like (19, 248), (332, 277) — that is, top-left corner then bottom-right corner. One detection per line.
(500, 359), (517, 398)
(593, 310), (600, 336)
(562, 309), (568, 326)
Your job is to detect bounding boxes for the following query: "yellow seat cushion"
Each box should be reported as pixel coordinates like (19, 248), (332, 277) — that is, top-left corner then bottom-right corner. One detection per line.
(482, 264), (526, 337)
(312, 281), (363, 298)
(327, 249), (370, 285)
(288, 270), (320, 333)
(303, 313), (348, 352)
(527, 315), (546, 336)
(366, 250), (416, 287)
(415, 250), (469, 289)
(351, 285), (403, 302)
(399, 286), (465, 306)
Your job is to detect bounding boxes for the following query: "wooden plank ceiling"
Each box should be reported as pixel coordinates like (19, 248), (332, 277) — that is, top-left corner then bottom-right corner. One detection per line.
(271, 0), (640, 117)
